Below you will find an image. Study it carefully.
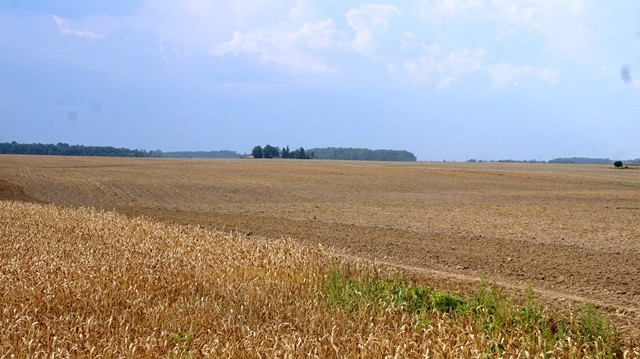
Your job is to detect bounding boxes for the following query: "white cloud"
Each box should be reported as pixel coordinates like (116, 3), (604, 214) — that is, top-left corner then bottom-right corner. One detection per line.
(211, 19), (339, 74)
(289, 0), (316, 22)
(52, 15), (105, 39)
(294, 20), (341, 49)
(403, 44), (559, 89)
(229, 0), (291, 29)
(494, 0), (591, 59)
(135, 1), (343, 74)
(489, 63), (559, 87)
(418, 0), (593, 60)
(419, 0), (486, 24)
(404, 45), (486, 89)
(420, 0), (585, 25)
(135, 0), (235, 53)
(345, 4), (401, 55)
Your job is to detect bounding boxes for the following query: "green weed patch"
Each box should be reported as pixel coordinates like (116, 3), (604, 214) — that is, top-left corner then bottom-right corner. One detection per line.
(324, 265), (621, 357)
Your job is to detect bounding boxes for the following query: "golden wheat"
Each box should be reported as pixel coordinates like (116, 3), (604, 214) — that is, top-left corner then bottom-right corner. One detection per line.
(1, 201), (637, 358)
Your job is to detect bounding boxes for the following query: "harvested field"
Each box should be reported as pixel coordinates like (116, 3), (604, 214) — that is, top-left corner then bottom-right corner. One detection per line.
(1, 155), (640, 343)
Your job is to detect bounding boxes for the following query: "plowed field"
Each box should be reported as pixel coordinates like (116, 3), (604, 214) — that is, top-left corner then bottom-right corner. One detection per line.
(2, 155), (639, 339)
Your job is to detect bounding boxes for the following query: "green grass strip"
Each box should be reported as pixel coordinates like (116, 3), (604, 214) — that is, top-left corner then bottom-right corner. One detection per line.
(324, 265), (621, 356)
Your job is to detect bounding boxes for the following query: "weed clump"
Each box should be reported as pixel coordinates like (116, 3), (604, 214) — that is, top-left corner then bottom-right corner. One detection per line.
(324, 266), (622, 357)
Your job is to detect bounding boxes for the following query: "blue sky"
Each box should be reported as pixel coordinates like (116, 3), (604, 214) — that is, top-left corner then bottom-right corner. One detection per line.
(1, 1), (639, 161)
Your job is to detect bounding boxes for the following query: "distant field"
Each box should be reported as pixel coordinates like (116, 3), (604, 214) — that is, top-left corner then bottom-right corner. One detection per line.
(1, 155), (640, 342)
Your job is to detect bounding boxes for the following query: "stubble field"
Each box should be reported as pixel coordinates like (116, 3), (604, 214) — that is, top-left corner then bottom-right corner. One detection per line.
(1, 155), (640, 348)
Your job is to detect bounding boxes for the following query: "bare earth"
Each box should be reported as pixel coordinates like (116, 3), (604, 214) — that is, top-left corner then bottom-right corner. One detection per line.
(1, 155), (639, 340)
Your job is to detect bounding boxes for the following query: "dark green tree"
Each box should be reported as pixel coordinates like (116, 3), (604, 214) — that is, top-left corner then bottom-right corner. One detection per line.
(281, 146), (290, 159)
(290, 147), (309, 159)
(252, 145), (263, 158)
(613, 161), (623, 168)
(262, 144), (279, 158)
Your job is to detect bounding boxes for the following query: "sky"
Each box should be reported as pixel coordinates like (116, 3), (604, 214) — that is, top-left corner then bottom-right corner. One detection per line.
(1, 1), (640, 161)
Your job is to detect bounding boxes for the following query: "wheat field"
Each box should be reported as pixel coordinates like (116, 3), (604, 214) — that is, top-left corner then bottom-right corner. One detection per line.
(1, 200), (637, 357)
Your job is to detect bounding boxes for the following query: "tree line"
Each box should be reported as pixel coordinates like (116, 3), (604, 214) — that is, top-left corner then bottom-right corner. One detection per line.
(0, 142), (148, 157)
(0, 142), (246, 159)
(250, 146), (418, 162)
(251, 145), (311, 159)
(308, 147), (417, 162)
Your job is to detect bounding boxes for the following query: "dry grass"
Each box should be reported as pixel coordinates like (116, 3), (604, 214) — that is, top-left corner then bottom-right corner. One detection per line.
(1, 201), (637, 358)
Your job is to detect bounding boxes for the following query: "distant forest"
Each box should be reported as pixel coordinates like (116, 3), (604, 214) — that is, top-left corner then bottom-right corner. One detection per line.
(249, 145), (417, 162)
(0, 141), (148, 157)
(308, 147), (417, 162)
(0, 142), (243, 159)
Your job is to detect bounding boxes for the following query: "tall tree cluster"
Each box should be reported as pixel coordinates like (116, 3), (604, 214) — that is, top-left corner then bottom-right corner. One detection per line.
(251, 145), (310, 159)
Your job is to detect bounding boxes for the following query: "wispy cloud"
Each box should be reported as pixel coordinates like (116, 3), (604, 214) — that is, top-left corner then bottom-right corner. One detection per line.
(210, 2), (404, 74)
(289, 0), (316, 22)
(345, 4), (401, 55)
(211, 19), (339, 74)
(489, 63), (560, 88)
(403, 44), (559, 89)
(52, 15), (105, 39)
(418, 0), (485, 24)
(418, 0), (592, 60)
(134, 1), (233, 54)
(404, 45), (486, 89)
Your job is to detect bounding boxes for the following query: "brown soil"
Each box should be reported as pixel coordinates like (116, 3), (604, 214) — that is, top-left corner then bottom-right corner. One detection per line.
(1, 155), (639, 341)
(0, 179), (40, 202)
